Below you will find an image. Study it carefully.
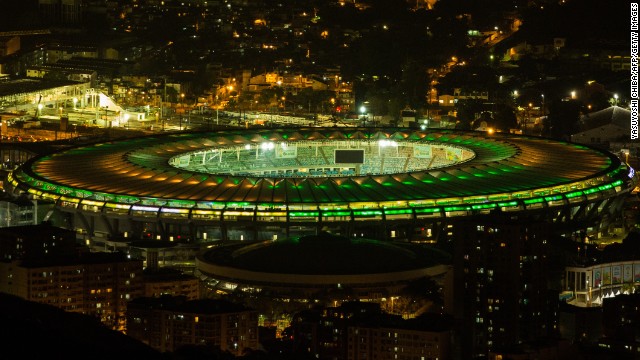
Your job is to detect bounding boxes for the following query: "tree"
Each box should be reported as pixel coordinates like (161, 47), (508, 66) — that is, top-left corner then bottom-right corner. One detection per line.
(544, 99), (581, 139)
(455, 99), (483, 127)
(399, 59), (430, 110)
(226, 98), (238, 111)
(258, 88), (283, 109)
(493, 104), (518, 131)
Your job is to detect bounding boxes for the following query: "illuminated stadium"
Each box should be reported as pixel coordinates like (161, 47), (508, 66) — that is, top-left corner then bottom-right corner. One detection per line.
(7, 128), (637, 242)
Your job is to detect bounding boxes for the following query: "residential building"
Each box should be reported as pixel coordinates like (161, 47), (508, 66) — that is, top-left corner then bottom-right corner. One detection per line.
(598, 293), (640, 356)
(0, 36), (20, 57)
(247, 72), (330, 92)
(47, 45), (98, 64)
(558, 302), (603, 344)
(38, 0), (84, 25)
(292, 302), (453, 360)
(0, 196), (38, 228)
(127, 296), (259, 355)
(0, 252), (144, 331)
(143, 268), (200, 300)
(0, 223), (76, 261)
(347, 321), (451, 360)
(452, 214), (556, 358)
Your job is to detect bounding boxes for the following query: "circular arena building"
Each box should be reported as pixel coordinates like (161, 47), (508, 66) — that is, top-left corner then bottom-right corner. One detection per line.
(7, 128), (637, 242)
(196, 232), (451, 298)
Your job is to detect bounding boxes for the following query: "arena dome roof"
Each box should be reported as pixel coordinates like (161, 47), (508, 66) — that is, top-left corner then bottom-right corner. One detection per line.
(202, 233), (450, 275)
(196, 233), (451, 289)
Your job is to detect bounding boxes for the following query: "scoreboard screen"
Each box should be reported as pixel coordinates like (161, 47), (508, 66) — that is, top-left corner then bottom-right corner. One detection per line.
(334, 149), (365, 164)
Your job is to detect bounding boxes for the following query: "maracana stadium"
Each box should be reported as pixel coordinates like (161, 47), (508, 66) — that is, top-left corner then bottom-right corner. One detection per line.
(7, 128), (637, 242)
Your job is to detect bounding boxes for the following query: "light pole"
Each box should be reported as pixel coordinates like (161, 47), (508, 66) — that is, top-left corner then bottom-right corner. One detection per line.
(614, 93), (619, 106)
(37, 104), (43, 119)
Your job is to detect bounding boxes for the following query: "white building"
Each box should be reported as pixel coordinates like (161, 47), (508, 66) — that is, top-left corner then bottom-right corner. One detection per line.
(571, 106), (632, 147)
(0, 196), (37, 227)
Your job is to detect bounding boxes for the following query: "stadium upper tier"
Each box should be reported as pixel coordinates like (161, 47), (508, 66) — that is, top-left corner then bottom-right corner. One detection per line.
(8, 128), (636, 222)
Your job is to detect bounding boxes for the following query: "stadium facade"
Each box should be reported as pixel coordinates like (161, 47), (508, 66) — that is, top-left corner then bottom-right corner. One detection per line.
(7, 128), (637, 242)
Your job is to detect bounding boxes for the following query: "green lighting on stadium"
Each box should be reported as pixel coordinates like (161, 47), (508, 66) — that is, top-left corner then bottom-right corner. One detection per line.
(12, 128), (634, 225)
(384, 209), (413, 215)
(444, 206), (471, 212)
(324, 211), (351, 217)
(414, 207), (441, 214)
(289, 211), (319, 217)
(353, 210), (383, 216)
(565, 191), (584, 199)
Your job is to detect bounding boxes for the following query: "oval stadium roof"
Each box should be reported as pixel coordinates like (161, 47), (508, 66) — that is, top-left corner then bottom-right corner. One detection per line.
(9, 128), (633, 213)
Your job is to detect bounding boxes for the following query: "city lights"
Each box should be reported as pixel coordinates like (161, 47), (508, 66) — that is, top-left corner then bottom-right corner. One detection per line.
(0, 1), (634, 358)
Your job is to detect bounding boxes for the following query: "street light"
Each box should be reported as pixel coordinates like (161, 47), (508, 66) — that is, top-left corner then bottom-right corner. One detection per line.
(390, 296), (398, 313)
(37, 104), (43, 118)
(528, 103), (533, 132)
(360, 105), (367, 125)
(614, 93), (619, 106)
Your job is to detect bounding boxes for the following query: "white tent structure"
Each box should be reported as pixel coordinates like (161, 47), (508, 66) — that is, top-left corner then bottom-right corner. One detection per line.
(571, 106), (631, 146)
